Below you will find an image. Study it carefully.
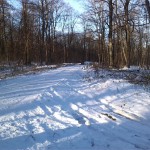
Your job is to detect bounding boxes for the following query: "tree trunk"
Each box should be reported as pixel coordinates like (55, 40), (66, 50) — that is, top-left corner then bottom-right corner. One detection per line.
(108, 0), (113, 68)
(145, 0), (150, 21)
(124, 0), (131, 68)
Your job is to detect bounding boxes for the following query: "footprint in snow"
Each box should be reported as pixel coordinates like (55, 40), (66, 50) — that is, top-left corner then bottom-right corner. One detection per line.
(72, 113), (85, 124)
(72, 113), (90, 125)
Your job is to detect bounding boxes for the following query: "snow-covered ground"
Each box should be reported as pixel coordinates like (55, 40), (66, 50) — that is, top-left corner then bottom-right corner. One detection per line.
(0, 65), (150, 150)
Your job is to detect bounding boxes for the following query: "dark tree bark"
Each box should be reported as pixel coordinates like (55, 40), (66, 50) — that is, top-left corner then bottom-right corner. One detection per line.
(108, 0), (113, 67)
(124, 0), (131, 68)
(145, 0), (150, 21)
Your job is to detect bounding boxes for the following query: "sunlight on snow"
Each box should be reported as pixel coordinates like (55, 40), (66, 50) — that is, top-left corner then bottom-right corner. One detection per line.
(0, 65), (150, 150)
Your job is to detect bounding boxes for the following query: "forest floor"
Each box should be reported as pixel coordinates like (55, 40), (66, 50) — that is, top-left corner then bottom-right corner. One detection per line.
(0, 64), (150, 150)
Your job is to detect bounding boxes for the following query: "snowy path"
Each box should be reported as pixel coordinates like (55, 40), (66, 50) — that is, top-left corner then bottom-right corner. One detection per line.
(0, 65), (150, 150)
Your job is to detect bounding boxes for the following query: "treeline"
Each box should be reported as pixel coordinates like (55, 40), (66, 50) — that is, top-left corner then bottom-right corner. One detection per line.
(0, 0), (150, 68)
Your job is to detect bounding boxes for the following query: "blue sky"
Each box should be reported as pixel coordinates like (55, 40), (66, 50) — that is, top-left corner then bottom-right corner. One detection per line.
(64, 0), (84, 13)
(8, 0), (20, 8)
(9, 0), (84, 13)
